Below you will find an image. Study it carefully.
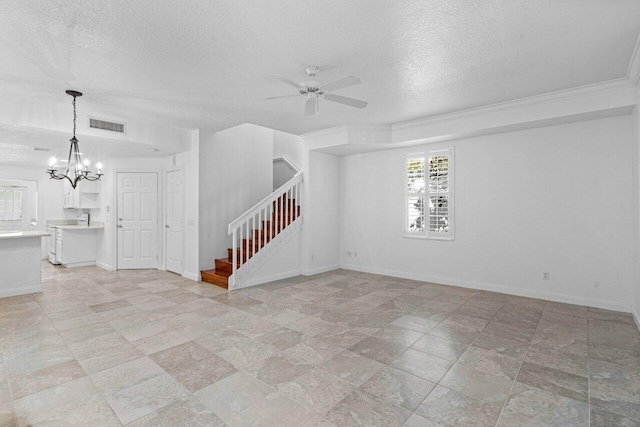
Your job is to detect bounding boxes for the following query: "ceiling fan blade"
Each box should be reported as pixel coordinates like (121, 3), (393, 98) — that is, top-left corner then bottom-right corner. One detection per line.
(304, 97), (318, 116)
(270, 74), (304, 90)
(320, 76), (361, 92)
(264, 94), (300, 100)
(324, 93), (368, 109)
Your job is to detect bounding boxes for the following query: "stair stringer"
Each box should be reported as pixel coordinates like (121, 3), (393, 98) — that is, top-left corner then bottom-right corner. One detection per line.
(228, 216), (302, 290)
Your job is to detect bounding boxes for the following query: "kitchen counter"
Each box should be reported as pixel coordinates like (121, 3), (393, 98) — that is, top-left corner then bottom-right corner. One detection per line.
(0, 231), (50, 240)
(0, 231), (49, 297)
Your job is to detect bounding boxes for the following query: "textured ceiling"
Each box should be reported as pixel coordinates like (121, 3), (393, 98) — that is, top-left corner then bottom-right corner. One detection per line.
(0, 0), (639, 140)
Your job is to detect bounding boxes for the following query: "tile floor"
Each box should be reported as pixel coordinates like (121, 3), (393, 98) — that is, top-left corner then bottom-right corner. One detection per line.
(0, 262), (639, 426)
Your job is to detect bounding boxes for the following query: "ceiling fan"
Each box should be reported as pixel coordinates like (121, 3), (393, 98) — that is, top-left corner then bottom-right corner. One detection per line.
(268, 66), (368, 116)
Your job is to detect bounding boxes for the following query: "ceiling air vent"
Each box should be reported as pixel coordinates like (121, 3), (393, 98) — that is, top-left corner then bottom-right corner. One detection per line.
(89, 117), (125, 134)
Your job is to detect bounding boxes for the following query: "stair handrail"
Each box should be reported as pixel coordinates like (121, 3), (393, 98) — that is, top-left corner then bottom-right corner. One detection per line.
(227, 170), (303, 289)
(228, 171), (302, 233)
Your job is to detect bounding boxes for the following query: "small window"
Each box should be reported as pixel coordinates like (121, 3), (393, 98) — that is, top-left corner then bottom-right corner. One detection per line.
(405, 148), (454, 239)
(0, 189), (23, 222)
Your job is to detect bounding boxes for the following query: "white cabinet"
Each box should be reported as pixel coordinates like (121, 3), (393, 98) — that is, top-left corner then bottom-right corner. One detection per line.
(63, 180), (100, 209)
(57, 228), (99, 267)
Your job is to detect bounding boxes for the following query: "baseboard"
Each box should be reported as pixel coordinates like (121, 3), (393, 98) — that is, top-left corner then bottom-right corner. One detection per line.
(303, 264), (340, 276)
(339, 263), (632, 313)
(96, 261), (113, 271)
(234, 269), (302, 290)
(0, 285), (42, 298)
(633, 305), (640, 332)
(61, 261), (96, 268)
(182, 271), (200, 282)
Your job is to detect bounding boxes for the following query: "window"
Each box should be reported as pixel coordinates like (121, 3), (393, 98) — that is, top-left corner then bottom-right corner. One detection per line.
(0, 189), (23, 221)
(405, 148), (454, 239)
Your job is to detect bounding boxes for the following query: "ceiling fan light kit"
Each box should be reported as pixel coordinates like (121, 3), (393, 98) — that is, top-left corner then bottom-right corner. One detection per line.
(270, 66), (368, 116)
(46, 90), (103, 189)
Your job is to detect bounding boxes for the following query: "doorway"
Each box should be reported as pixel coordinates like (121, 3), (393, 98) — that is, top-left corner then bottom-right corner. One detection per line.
(165, 169), (184, 274)
(117, 172), (159, 269)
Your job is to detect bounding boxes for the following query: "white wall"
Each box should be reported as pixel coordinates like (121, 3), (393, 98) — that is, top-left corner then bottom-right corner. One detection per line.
(340, 115), (636, 312)
(305, 151), (341, 274)
(0, 165), (76, 257)
(273, 130), (304, 169)
(199, 124), (274, 270)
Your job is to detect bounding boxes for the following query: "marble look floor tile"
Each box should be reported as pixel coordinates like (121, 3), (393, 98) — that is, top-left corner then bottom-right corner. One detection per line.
(410, 334), (469, 362)
(288, 317), (335, 338)
(90, 356), (165, 396)
(105, 373), (189, 425)
(525, 332), (588, 376)
(497, 382), (589, 427)
(58, 322), (116, 344)
(32, 399), (121, 427)
(360, 366), (435, 411)
(319, 350), (384, 387)
(217, 338), (280, 371)
(391, 315), (440, 333)
(279, 368), (355, 414)
(445, 312), (489, 332)
(440, 362), (514, 406)
(283, 338), (344, 366)
(590, 405), (640, 427)
(149, 341), (214, 372)
(482, 321), (536, 342)
(453, 304), (497, 321)
(128, 395), (226, 426)
(516, 361), (588, 403)
(326, 389), (411, 427)
(171, 355), (237, 392)
(234, 392), (335, 427)
(391, 348), (454, 383)
(89, 299), (132, 313)
(347, 336), (409, 364)
(457, 346), (521, 380)
(428, 320), (480, 345)
(471, 333), (528, 360)
(121, 321), (170, 342)
(194, 371), (275, 423)
(8, 359), (86, 400)
(195, 327), (250, 353)
(373, 325), (424, 347)
(588, 308), (637, 326)
(590, 359), (640, 421)
(255, 327), (304, 350)
(315, 327), (371, 349)
(247, 355), (312, 389)
(416, 385), (501, 427)
(402, 413), (441, 427)
(132, 330), (191, 355)
(13, 376), (103, 427)
(589, 343), (640, 368)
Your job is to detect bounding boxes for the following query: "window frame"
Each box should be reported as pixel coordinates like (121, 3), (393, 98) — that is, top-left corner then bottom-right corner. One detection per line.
(0, 188), (24, 222)
(403, 148), (454, 241)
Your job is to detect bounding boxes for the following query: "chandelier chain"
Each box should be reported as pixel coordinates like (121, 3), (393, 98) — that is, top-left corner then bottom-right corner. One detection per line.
(72, 95), (76, 138)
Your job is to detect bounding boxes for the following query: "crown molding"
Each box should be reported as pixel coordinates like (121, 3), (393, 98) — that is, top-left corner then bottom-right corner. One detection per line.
(627, 32), (640, 88)
(391, 78), (637, 145)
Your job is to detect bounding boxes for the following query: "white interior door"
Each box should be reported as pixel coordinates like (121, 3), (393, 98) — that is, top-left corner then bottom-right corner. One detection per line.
(165, 169), (184, 274)
(117, 172), (158, 269)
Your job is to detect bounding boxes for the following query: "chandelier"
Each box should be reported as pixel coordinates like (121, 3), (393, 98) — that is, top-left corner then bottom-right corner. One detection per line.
(46, 90), (103, 189)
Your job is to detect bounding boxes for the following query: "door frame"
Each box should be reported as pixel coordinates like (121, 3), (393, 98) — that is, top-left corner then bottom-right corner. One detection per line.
(111, 168), (162, 270)
(164, 166), (184, 274)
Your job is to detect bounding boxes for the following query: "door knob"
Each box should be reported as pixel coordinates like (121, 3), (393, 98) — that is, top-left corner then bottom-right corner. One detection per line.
(117, 225), (123, 228)
(166, 225), (170, 228)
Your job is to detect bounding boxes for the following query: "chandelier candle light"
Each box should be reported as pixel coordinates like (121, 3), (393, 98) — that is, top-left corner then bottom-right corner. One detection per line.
(47, 90), (103, 189)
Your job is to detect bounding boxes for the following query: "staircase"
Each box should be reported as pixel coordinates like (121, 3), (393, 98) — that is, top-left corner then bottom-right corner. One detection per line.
(201, 170), (303, 289)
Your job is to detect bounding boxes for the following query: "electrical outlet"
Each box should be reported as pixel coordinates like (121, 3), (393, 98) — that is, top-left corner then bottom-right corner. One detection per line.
(543, 272), (550, 280)
(310, 254), (314, 261)
(347, 251), (353, 257)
